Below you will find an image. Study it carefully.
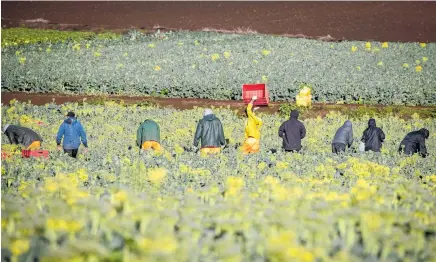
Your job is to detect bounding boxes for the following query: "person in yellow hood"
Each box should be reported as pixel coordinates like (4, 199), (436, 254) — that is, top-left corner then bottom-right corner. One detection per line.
(241, 96), (263, 154)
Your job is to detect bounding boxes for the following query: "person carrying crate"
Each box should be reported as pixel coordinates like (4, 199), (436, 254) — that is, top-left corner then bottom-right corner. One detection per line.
(137, 119), (162, 152)
(3, 124), (43, 150)
(193, 109), (226, 155)
(241, 96), (263, 154)
(56, 112), (88, 158)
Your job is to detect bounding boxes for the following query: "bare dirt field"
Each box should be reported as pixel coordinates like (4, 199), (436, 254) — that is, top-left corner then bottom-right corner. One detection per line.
(2, 1), (436, 42)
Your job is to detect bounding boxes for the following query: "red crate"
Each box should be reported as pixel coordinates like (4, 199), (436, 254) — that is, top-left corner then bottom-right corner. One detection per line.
(22, 150), (49, 159)
(242, 84), (269, 106)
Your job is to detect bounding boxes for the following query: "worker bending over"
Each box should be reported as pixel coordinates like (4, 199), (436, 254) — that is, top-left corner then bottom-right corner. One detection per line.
(3, 124), (43, 150)
(399, 128), (429, 158)
(137, 119), (162, 152)
(193, 109), (226, 155)
(332, 120), (353, 154)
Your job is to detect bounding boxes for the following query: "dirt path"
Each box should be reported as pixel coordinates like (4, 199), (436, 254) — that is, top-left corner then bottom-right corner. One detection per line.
(2, 92), (435, 120)
(2, 2), (436, 42)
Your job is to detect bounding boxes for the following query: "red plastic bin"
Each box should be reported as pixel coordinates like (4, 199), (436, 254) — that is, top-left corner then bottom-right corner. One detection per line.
(22, 150), (49, 159)
(242, 83), (270, 106)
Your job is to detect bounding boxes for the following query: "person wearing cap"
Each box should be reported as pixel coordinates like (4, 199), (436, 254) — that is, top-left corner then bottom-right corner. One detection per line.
(398, 128), (430, 158)
(278, 110), (306, 153)
(137, 119), (162, 152)
(3, 124), (43, 150)
(56, 112), (88, 158)
(193, 109), (226, 155)
(241, 96), (263, 154)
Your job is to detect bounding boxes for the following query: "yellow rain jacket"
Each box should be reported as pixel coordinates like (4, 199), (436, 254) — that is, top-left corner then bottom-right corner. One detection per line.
(244, 104), (263, 139)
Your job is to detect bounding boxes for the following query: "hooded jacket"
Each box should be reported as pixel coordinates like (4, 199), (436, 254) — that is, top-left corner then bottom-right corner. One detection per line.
(361, 119), (385, 152)
(399, 128), (429, 157)
(56, 117), (88, 150)
(332, 120), (354, 147)
(194, 114), (226, 148)
(4, 125), (43, 147)
(278, 110), (306, 151)
(244, 104), (263, 140)
(136, 120), (160, 148)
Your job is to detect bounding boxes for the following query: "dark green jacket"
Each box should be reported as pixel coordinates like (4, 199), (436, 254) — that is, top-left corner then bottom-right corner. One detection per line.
(193, 114), (226, 148)
(136, 120), (160, 147)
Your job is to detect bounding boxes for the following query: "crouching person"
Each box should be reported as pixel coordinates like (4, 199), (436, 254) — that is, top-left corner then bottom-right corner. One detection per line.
(242, 96), (263, 154)
(399, 128), (429, 158)
(278, 110), (306, 153)
(194, 109), (226, 156)
(137, 119), (162, 152)
(332, 120), (353, 154)
(3, 124), (43, 150)
(56, 112), (88, 158)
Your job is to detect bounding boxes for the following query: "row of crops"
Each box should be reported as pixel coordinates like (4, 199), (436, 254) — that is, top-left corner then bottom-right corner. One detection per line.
(1, 101), (435, 261)
(1, 28), (435, 105)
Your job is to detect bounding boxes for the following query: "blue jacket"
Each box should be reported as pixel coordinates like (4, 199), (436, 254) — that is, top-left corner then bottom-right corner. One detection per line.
(56, 117), (88, 149)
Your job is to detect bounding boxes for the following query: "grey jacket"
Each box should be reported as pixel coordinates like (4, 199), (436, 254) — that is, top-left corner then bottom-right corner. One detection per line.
(332, 120), (353, 147)
(4, 125), (43, 147)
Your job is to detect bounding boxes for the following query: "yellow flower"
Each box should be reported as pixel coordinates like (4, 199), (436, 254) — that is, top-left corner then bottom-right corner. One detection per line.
(211, 53), (220, 61)
(19, 57), (26, 65)
(177, 42), (184, 46)
(381, 42), (388, 48)
(114, 191), (128, 202)
(415, 65), (423, 72)
(262, 49), (271, 56)
(403, 63), (409, 68)
(223, 51), (231, 59)
(351, 46), (358, 52)
(10, 239), (30, 256)
(86, 43), (91, 48)
(148, 43), (155, 48)
(377, 61), (383, 66)
(420, 43), (426, 47)
(94, 51), (101, 57)
(422, 57), (428, 62)
(154, 65), (161, 71)
(261, 75), (268, 83)
(356, 66), (361, 71)
(194, 40), (200, 46)
(253, 60), (259, 64)
(148, 168), (167, 185)
(365, 42), (371, 49)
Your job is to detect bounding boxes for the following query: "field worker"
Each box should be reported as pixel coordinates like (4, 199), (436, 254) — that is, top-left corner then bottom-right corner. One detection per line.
(278, 110), (306, 152)
(193, 109), (226, 155)
(242, 96), (263, 154)
(398, 128), (429, 158)
(361, 118), (385, 152)
(3, 124), (43, 150)
(137, 119), (161, 152)
(332, 120), (353, 154)
(56, 111), (88, 158)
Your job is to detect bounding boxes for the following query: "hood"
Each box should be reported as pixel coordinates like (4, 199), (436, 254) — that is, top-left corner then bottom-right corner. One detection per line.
(420, 128), (430, 139)
(203, 114), (217, 121)
(3, 124), (10, 133)
(203, 109), (213, 117)
(343, 120), (352, 127)
(368, 118), (376, 128)
(290, 110), (299, 119)
(64, 117), (77, 124)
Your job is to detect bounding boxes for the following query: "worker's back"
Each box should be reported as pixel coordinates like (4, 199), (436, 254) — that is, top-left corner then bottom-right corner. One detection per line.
(137, 120), (160, 145)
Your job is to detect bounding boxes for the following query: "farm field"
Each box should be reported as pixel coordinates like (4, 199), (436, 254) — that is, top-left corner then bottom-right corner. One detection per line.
(1, 26), (436, 262)
(1, 28), (435, 105)
(1, 100), (436, 261)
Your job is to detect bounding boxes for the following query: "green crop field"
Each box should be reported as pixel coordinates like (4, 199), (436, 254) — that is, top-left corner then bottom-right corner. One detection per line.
(1, 101), (435, 261)
(1, 29), (435, 105)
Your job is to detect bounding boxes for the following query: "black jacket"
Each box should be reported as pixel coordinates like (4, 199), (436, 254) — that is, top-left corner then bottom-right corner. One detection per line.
(278, 110), (306, 151)
(361, 119), (385, 152)
(193, 114), (226, 148)
(4, 125), (43, 147)
(399, 128), (429, 157)
(332, 120), (354, 147)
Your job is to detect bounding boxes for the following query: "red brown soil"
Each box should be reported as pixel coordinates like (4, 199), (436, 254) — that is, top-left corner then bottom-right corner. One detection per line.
(2, 92), (435, 119)
(2, 1), (436, 42)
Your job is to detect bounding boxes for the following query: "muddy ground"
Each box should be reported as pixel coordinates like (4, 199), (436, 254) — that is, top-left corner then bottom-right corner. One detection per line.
(2, 92), (435, 120)
(2, 1), (436, 42)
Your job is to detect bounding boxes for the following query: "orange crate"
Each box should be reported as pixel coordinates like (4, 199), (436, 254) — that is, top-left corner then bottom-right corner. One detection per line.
(242, 83), (269, 106)
(22, 150), (49, 159)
